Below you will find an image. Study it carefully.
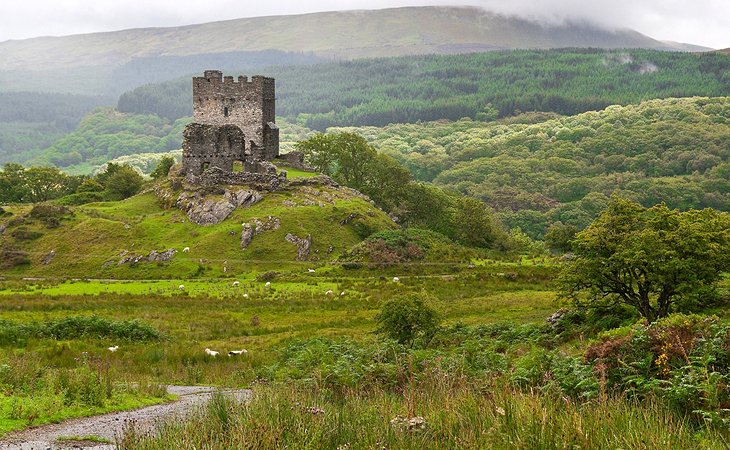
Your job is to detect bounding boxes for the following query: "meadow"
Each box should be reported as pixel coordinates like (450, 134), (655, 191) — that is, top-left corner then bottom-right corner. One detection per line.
(0, 264), (728, 448)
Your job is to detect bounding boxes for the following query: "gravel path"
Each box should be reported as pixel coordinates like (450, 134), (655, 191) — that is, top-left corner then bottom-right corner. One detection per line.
(0, 386), (250, 450)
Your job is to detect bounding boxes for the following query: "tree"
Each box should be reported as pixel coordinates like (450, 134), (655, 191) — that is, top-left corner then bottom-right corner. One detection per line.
(375, 295), (440, 347)
(150, 156), (176, 180)
(452, 196), (506, 249)
(545, 222), (577, 253)
(103, 165), (144, 200)
(558, 197), (730, 322)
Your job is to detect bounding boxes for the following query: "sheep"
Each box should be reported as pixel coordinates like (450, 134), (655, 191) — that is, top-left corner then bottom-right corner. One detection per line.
(392, 277), (400, 283)
(108, 345), (119, 352)
(179, 284), (185, 291)
(325, 290), (334, 296)
(232, 281), (240, 287)
(340, 291), (346, 297)
(265, 281), (271, 288)
(223, 267), (228, 273)
(308, 269), (316, 273)
(243, 293), (249, 299)
(204, 348), (219, 357)
(228, 349), (248, 356)
(183, 247), (190, 253)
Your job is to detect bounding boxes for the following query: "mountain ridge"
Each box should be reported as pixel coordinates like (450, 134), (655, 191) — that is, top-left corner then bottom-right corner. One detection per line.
(0, 6), (707, 73)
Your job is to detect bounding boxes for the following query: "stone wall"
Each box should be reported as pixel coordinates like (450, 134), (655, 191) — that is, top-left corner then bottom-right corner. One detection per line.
(182, 123), (247, 176)
(192, 71), (278, 161)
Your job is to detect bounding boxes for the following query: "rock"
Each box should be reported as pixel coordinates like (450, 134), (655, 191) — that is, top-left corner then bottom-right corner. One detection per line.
(42, 250), (56, 265)
(118, 248), (177, 265)
(241, 216), (281, 250)
(285, 233), (312, 261)
(178, 189), (263, 226)
(241, 223), (254, 250)
(340, 213), (360, 225)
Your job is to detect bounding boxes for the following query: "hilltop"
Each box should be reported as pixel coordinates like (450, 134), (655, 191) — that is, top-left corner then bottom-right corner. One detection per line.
(0, 6), (709, 95)
(0, 173), (396, 279)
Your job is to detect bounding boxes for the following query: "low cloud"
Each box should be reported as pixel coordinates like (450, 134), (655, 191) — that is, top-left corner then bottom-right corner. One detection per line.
(0, 0), (727, 49)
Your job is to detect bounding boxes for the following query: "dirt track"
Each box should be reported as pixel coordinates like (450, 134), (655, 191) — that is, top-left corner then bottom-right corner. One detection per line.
(0, 386), (250, 450)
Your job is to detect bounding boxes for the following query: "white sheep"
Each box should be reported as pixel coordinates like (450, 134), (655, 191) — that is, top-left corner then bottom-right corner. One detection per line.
(179, 284), (185, 291)
(108, 345), (119, 352)
(308, 269), (316, 273)
(340, 291), (346, 297)
(325, 290), (334, 296)
(228, 349), (248, 356)
(183, 247), (190, 253)
(392, 277), (400, 283)
(265, 281), (271, 288)
(223, 267), (228, 273)
(243, 293), (249, 299)
(232, 281), (240, 287)
(204, 348), (219, 357)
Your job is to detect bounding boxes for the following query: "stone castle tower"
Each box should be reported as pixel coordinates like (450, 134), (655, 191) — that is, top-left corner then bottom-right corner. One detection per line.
(182, 71), (279, 176)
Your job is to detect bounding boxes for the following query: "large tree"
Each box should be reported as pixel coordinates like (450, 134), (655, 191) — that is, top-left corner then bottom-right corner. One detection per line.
(558, 197), (730, 322)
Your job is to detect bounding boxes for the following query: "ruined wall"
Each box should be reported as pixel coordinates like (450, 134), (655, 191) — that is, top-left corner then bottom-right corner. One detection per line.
(182, 123), (247, 175)
(192, 71), (278, 161)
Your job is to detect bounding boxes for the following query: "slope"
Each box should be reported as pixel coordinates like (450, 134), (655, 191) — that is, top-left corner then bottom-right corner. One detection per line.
(0, 178), (396, 279)
(0, 6), (706, 95)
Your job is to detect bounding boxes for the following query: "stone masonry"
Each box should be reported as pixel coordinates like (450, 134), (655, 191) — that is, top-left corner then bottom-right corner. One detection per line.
(183, 71), (280, 177)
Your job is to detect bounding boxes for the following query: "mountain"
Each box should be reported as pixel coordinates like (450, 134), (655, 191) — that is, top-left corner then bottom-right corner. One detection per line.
(0, 6), (706, 95)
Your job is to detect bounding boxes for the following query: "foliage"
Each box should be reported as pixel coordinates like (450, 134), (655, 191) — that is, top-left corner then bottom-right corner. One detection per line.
(335, 97), (730, 237)
(36, 108), (184, 168)
(96, 163), (144, 201)
(296, 132), (509, 248)
(0, 163), (83, 204)
(0, 316), (163, 345)
(559, 198), (730, 321)
(375, 294), (440, 347)
(150, 156), (176, 180)
(544, 222), (577, 253)
(117, 49), (730, 129)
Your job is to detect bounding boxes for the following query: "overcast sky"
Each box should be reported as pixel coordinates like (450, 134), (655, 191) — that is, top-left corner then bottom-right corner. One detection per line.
(0, 0), (727, 49)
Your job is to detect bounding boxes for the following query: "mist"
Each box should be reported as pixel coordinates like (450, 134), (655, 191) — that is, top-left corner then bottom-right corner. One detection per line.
(0, 0), (727, 49)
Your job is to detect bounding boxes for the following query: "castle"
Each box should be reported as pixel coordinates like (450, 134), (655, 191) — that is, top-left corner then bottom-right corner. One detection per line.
(182, 71), (280, 176)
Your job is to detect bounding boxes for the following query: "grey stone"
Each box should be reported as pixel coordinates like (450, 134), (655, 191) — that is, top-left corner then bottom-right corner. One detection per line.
(285, 233), (312, 261)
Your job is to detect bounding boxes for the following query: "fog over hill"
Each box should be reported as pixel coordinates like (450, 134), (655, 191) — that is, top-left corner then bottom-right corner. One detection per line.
(0, 6), (709, 95)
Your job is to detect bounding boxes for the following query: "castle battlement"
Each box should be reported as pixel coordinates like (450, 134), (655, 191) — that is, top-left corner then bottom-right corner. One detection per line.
(183, 71), (279, 179)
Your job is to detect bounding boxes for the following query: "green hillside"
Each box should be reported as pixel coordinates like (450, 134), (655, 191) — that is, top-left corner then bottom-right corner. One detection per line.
(331, 97), (730, 236)
(0, 6), (706, 95)
(0, 179), (396, 279)
(119, 49), (730, 129)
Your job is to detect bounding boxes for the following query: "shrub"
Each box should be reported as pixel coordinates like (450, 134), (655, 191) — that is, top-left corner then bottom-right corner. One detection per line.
(10, 227), (42, 240)
(0, 316), (164, 345)
(375, 294), (440, 347)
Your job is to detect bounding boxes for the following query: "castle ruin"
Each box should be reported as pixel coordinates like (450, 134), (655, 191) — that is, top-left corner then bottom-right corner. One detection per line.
(182, 71), (279, 177)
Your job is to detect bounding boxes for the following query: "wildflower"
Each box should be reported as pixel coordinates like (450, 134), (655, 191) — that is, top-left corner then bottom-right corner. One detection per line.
(495, 406), (506, 416)
(390, 415), (427, 432)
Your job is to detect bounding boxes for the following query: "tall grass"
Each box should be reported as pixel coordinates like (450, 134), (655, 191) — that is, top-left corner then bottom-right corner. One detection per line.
(119, 376), (728, 449)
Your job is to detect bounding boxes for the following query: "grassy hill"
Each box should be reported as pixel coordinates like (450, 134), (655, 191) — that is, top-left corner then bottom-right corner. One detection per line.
(0, 6), (708, 95)
(0, 178), (396, 279)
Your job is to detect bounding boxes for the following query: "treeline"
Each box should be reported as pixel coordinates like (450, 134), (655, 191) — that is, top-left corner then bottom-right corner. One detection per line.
(37, 108), (185, 168)
(332, 97), (730, 238)
(0, 162), (148, 205)
(0, 92), (110, 164)
(296, 132), (509, 250)
(118, 49), (730, 128)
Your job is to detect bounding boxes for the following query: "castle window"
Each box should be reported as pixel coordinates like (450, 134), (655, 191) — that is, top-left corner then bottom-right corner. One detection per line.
(203, 162), (210, 172)
(224, 107), (229, 117)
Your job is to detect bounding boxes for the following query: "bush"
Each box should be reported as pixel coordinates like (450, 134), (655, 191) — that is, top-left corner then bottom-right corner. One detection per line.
(375, 294), (440, 347)
(10, 227), (42, 240)
(0, 316), (164, 345)
(0, 246), (30, 268)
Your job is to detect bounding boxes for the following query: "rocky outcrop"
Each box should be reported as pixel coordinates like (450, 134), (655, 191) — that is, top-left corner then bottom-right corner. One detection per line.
(285, 233), (312, 261)
(241, 216), (281, 250)
(177, 189), (262, 226)
(118, 248), (177, 265)
(42, 250), (56, 265)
